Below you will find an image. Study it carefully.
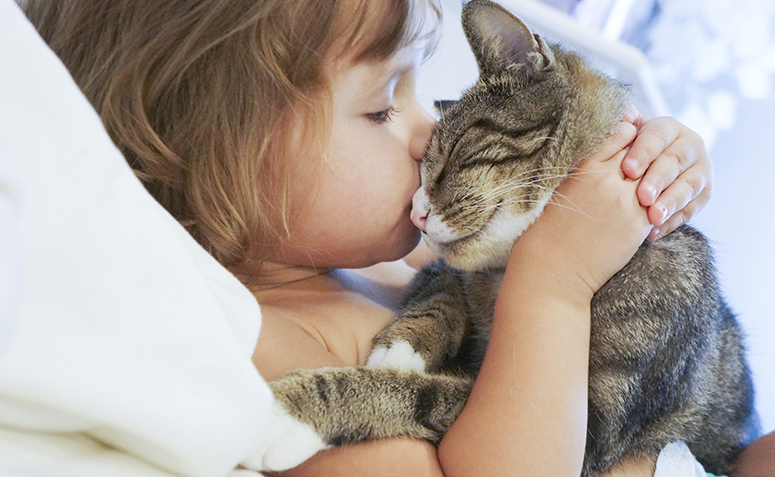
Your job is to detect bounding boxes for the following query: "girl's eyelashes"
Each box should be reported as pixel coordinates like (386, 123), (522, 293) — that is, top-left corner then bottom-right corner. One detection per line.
(366, 106), (398, 125)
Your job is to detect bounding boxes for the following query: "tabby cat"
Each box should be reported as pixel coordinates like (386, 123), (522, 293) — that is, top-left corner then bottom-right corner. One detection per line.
(245, 1), (757, 474)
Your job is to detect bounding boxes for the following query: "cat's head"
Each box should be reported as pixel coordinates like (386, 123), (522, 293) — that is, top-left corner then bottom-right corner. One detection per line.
(413, 0), (629, 271)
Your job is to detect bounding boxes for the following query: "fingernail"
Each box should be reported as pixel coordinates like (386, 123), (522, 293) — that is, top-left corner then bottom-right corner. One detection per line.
(659, 205), (669, 223)
(623, 158), (639, 175)
(649, 228), (662, 242)
(645, 184), (658, 203)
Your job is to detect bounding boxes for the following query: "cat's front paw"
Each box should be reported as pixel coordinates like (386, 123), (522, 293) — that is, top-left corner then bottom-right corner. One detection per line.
(240, 399), (328, 472)
(367, 340), (427, 372)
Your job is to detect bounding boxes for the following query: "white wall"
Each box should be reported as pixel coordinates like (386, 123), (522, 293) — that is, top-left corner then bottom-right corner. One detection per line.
(417, 0), (775, 436)
(691, 100), (775, 436)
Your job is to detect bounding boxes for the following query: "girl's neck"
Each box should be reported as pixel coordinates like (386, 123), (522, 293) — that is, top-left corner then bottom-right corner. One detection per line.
(234, 259), (417, 311)
(234, 261), (335, 302)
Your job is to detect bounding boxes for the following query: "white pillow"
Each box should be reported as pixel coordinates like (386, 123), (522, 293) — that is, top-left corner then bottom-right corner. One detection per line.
(0, 1), (274, 476)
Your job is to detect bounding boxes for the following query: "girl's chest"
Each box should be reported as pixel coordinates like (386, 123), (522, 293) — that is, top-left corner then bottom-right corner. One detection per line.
(299, 291), (398, 366)
(252, 295), (396, 382)
(253, 261), (417, 378)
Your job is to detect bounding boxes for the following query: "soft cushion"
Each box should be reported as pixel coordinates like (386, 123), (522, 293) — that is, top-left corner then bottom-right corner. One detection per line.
(0, 1), (273, 475)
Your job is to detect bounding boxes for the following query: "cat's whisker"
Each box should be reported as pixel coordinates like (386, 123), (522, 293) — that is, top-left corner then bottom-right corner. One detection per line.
(547, 193), (590, 217)
(477, 198), (546, 212)
(457, 169), (581, 215)
(479, 179), (562, 203)
(565, 168), (621, 177)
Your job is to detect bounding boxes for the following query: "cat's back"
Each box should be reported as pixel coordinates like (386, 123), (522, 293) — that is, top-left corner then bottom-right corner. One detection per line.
(599, 224), (717, 302)
(585, 224), (756, 474)
(590, 225), (722, 359)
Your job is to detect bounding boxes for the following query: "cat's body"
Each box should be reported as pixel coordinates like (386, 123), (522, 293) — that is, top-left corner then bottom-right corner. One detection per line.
(249, 1), (757, 474)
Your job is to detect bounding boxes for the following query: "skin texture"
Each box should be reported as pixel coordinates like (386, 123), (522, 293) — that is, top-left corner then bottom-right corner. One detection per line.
(734, 431), (775, 477)
(273, 45), (434, 270)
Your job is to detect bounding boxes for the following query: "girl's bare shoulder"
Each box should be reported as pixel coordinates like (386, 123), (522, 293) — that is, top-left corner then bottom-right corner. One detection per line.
(252, 260), (418, 381)
(252, 307), (345, 382)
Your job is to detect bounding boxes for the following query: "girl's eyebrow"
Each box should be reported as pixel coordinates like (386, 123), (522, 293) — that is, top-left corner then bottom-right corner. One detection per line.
(372, 45), (420, 81)
(361, 74), (400, 104)
(359, 62), (404, 96)
(343, 48), (419, 103)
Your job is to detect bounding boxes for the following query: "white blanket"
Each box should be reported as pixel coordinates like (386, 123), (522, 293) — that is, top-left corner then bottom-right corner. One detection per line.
(654, 442), (718, 477)
(0, 1), (274, 476)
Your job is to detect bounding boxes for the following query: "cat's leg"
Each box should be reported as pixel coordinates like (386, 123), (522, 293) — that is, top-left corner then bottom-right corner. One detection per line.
(369, 260), (472, 372)
(241, 366), (472, 472)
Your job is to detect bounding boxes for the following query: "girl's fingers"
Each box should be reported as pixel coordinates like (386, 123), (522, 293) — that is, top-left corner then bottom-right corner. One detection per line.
(611, 114), (712, 240)
(646, 155), (711, 226)
(648, 190), (711, 241)
(621, 104), (642, 126)
(581, 115), (711, 242)
(591, 121), (637, 165)
(638, 134), (703, 209)
(621, 117), (681, 181)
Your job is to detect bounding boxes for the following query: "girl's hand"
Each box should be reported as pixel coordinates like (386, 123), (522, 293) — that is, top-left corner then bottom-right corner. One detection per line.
(620, 114), (713, 241)
(516, 121), (652, 298)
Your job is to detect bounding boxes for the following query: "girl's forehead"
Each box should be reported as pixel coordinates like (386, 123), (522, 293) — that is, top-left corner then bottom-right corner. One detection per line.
(332, 44), (422, 86)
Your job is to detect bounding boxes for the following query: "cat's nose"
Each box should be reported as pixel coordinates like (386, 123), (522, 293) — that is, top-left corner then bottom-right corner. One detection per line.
(411, 207), (428, 232)
(411, 189), (429, 232)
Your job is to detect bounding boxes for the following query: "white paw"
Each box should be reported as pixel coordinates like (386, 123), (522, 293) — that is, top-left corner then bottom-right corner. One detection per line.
(240, 400), (328, 472)
(366, 340), (426, 372)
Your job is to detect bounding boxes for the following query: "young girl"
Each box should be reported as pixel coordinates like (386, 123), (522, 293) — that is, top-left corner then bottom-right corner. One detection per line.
(22, 0), (771, 476)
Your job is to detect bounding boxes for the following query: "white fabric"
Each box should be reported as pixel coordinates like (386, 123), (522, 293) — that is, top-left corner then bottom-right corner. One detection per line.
(653, 441), (712, 477)
(0, 1), (274, 476)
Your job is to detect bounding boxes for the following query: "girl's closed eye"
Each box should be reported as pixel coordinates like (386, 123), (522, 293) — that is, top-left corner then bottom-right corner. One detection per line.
(367, 106), (398, 125)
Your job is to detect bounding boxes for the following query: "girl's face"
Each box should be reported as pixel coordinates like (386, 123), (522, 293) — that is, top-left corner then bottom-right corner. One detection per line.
(280, 45), (435, 269)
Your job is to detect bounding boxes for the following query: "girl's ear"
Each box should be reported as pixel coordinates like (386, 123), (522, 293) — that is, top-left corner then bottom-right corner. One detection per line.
(461, 0), (554, 80)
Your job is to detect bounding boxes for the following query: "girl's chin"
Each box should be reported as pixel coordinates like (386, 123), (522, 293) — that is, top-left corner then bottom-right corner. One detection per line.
(364, 229), (422, 266)
(277, 224), (421, 269)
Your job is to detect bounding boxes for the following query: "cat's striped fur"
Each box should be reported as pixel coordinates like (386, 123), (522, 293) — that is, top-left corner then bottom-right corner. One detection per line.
(263, 1), (758, 475)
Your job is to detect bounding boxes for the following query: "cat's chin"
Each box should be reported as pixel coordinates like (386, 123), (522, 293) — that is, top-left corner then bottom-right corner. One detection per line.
(425, 234), (512, 271)
(425, 198), (550, 272)
(444, 247), (511, 271)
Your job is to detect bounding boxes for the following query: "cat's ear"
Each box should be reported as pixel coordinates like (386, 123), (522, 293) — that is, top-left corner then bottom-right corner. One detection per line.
(433, 100), (457, 115)
(462, 0), (554, 80)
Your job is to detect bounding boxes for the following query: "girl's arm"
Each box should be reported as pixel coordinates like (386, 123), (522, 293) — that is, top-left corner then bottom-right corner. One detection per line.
(265, 438), (445, 477)
(438, 121), (651, 477)
(268, 438), (656, 477)
(733, 431), (775, 477)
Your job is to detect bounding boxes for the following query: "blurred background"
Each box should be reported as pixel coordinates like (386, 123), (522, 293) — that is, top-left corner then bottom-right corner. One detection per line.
(417, 0), (775, 436)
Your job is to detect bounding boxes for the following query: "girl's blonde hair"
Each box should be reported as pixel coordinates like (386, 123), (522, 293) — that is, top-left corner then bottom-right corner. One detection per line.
(24, 0), (439, 269)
